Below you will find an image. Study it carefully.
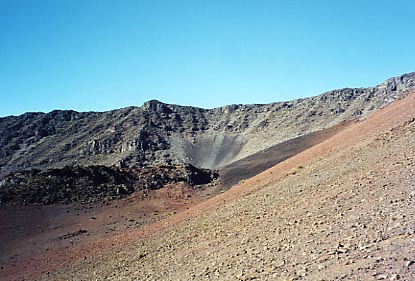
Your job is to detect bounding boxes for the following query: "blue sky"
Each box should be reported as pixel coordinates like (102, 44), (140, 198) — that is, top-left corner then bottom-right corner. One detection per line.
(1, 0), (414, 117)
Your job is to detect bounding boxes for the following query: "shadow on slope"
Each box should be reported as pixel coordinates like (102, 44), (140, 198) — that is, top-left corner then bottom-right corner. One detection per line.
(218, 121), (353, 189)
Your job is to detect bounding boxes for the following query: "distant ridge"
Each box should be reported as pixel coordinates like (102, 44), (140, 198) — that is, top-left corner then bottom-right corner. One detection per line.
(1, 72), (414, 177)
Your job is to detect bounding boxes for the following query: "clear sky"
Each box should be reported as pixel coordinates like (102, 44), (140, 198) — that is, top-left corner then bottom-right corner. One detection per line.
(1, 0), (414, 117)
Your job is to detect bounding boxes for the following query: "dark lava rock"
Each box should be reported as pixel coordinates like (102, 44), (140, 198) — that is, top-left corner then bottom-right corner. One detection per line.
(134, 164), (218, 190)
(59, 229), (88, 240)
(0, 164), (218, 205)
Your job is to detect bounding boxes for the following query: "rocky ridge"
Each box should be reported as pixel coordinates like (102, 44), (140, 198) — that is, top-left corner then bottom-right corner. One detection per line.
(1, 72), (414, 178)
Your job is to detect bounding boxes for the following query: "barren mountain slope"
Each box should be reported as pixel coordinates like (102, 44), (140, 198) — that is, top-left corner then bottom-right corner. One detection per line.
(41, 92), (415, 280)
(1, 72), (414, 176)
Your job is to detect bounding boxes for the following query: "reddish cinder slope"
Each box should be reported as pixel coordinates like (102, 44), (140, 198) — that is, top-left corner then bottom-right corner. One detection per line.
(4, 92), (415, 280)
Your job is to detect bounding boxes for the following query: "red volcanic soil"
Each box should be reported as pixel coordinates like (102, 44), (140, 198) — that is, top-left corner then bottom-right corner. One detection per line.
(2, 91), (415, 280)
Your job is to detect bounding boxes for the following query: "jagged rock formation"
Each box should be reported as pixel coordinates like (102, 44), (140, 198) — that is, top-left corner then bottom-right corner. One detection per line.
(0, 72), (414, 177)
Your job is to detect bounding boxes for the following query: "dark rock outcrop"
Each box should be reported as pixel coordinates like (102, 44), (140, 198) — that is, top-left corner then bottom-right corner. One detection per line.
(0, 164), (218, 205)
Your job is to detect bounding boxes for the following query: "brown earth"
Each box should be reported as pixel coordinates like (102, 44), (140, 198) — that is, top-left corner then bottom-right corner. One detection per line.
(2, 91), (415, 280)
